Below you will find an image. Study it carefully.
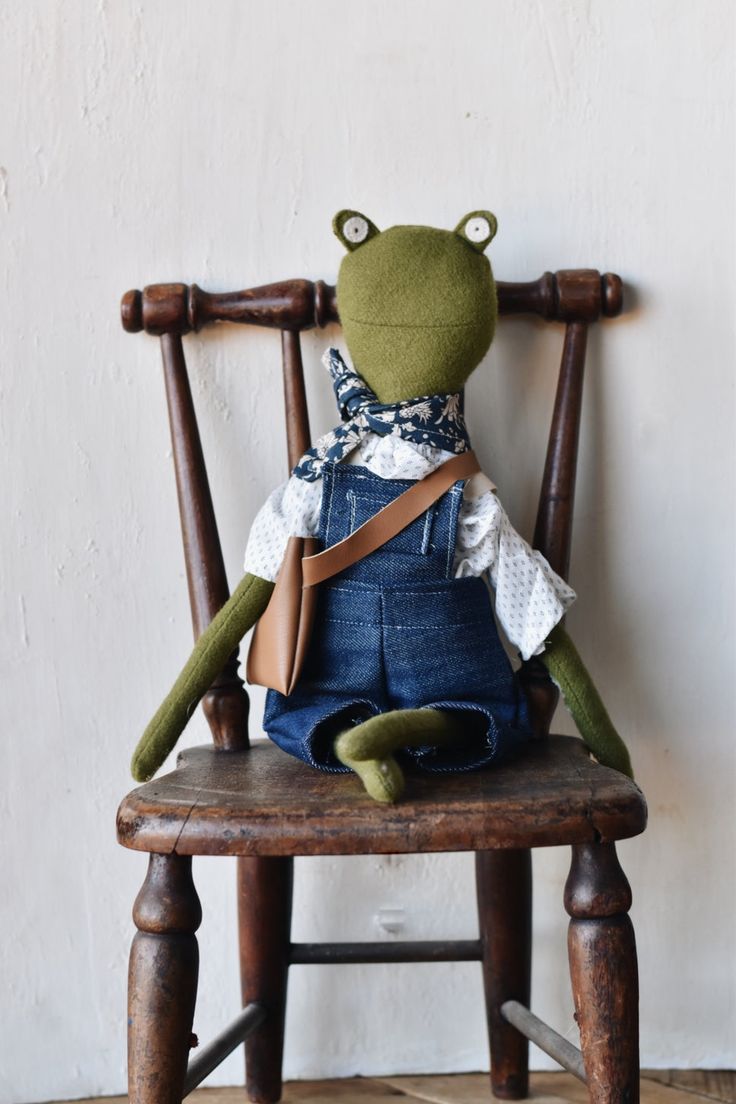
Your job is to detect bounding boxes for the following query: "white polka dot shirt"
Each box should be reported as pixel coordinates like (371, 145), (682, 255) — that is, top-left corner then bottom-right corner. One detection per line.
(244, 434), (576, 660)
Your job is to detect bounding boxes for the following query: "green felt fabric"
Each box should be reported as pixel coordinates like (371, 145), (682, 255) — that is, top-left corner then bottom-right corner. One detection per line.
(334, 708), (464, 803)
(453, 210), (498, 252)
(541, 625), (634, 778)
(333, 209), (381, 251)
(131, 572), (274, 783)
(336, 224), (497, 402)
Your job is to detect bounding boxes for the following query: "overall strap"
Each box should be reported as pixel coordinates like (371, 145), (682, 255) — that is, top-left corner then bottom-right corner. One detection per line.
(301, 451), (480, 588)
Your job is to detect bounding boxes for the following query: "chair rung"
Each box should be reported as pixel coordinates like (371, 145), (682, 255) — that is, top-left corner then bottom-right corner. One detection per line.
(501, 1000), (586, 1083)
(183, 1002), (267, 1096)
(289, 940), (482, 965)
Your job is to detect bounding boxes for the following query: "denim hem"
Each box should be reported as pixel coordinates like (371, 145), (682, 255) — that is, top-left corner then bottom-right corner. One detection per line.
(268, 697), (381, 774)
(407, 700), (506, 773)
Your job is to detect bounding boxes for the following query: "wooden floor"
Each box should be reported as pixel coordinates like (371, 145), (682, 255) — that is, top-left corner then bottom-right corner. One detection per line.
(58, 1070), (735, 1104)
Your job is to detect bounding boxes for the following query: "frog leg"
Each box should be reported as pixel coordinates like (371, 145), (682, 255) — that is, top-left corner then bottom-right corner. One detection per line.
(540, 624), (634, 778)
(334, 708), (466, 803)
(131, 573), (274, 783)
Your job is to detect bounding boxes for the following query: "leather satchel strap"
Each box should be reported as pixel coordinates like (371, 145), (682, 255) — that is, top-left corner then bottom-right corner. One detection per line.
(301, 450), (481, 587)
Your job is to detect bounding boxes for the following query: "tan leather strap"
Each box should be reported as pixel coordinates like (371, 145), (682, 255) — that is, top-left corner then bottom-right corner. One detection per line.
(301, 450), (481, 587)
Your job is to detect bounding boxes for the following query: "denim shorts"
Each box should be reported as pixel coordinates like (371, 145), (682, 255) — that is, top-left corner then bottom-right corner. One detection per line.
(263, 462), (531, 772)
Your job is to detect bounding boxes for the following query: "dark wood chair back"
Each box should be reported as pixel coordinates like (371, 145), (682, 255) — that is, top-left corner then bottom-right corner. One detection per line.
(121, 269), (622, 747)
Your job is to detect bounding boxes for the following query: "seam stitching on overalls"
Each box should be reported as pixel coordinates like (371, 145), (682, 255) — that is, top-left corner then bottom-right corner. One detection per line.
(323, 462), (337, 545)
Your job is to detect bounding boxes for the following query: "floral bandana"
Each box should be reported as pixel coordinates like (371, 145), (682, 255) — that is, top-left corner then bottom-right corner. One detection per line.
(292, 348), (471, 482)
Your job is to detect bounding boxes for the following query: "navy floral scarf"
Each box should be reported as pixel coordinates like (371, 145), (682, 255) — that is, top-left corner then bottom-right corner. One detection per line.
(292, 348), (471, 482)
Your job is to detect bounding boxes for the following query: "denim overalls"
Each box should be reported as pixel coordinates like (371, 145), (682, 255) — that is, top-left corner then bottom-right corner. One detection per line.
(263, 462), (532, 772)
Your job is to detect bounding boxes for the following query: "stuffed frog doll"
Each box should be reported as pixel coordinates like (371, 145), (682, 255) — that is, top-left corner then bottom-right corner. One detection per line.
(131, 209), (632, 801)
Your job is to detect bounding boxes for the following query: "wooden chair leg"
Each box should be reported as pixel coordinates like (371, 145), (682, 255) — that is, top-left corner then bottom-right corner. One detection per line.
(128, 853), (202, 1104)
(238, 856), (294, 1104)
(565, 842), (639, 1104)
(476, 849), (532, 1100)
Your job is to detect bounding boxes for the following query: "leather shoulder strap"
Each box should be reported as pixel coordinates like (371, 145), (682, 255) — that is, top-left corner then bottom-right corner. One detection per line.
(301, 450), (480, 587)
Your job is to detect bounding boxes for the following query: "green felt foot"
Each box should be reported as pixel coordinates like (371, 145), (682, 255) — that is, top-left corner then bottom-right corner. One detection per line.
(334, 741), (406, 803)
(334, 708), (465, 803)
(541, 625), (634, 778)
(131, 572), (274, 783)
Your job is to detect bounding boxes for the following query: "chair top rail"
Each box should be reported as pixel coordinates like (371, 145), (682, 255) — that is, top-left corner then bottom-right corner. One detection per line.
(121, 270), (623, 336)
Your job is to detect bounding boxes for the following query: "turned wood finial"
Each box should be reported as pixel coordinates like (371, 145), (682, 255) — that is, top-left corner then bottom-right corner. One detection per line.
(601, 273), (623, 318)
(564, 842), (633, 919)
(121, 288), (143, 333)
(133, 854), (202, 935)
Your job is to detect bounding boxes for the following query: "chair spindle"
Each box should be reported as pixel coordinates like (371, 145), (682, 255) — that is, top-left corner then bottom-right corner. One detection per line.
(280, 330), (312, 468)
(160, 331), (250, 751)
(520, 318), (589, 737)
(533, 319), (588, 581)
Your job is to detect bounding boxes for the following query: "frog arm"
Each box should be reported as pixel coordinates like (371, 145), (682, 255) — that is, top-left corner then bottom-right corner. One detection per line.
(539, 624), (634, 779)
(131, 572), (274, 783)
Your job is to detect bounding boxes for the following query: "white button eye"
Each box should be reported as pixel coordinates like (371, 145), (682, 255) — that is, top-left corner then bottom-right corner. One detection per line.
(343, 215), (370, 244)
(464, 216), (491, 243)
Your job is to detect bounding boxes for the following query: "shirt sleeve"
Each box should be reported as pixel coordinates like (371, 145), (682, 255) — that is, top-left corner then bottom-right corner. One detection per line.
(243, 475), (322, 582)
(454, 488), (576, 660)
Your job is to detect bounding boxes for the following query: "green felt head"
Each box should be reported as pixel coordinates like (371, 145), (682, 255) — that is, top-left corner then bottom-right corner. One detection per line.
(333, 210), (498, 403)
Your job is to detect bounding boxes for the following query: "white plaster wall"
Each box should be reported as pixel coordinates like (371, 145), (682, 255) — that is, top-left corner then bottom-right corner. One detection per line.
(1, 1), (734, 1100)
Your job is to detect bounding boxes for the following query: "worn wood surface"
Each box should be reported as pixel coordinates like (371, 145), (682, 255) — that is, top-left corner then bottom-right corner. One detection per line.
(643, 1071), (736, 1102)
(382, 1073), (729, 1104)
(238, 857), (294, 1103)
(476, 850), (532, 1099)
(289, 940), (482, 964)
(280, 330), (311, 469)
(521, 318), (588, 737)
(499, 1002), (586, 1084)
(49, 1071), (732, 1104)
(121, 271), (623, 334)
(117, 736), (646, 857)
(128, 855), (202, 1104)
(565, 843), (639, 1104)
(533, 320), (587, 583)
(160, 331), (250, 751)
(184, 1005), (267, 1096)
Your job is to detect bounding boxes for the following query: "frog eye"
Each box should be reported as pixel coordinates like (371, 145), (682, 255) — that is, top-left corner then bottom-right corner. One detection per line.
(454, 210), (498, 253)
(343, 216), (369, 243)
(333, 209), (380, 252)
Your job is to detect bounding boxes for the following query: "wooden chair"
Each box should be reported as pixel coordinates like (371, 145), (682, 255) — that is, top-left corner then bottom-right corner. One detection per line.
(117, 269), (647, 1104)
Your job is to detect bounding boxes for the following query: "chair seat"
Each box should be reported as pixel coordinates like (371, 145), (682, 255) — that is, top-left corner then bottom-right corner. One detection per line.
(117, 735), (647, 857)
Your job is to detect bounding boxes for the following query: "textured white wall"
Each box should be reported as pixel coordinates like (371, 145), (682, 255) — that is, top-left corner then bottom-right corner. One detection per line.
(1, 2), (734, 1101)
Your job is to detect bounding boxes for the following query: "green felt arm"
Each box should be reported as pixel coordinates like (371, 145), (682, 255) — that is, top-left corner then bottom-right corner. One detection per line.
(540, 624), (634, 778)
(131, 572), (274, 783)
